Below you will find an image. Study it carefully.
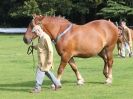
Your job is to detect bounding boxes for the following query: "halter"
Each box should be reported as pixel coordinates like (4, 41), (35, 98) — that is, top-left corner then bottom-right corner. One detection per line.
(53, 23), (73, 44)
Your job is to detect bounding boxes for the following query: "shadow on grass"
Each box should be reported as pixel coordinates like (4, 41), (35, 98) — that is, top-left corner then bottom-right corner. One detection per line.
(113, 54), (127, 59)
(0, 80), (55, 92)
(86, 81), (104, 85)
(0, 80), (76, 92)
(0, 80), (105, 92)
(0, 81), (34, 92)
(62, 80), (105, 85)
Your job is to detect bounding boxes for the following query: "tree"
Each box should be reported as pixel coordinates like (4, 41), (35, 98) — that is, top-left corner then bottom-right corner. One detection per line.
(96, 0), (133, 24)
(0, 0), (13, 26)
(116, 0), (133, 7)
(9, 0), (41, 17)
(66, 0), (105, 24)
(0, 0), (132, 26)
(9, 0), (105, 24)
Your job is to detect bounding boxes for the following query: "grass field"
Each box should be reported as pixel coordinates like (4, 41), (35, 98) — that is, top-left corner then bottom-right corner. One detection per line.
(0, 34), (133, 99)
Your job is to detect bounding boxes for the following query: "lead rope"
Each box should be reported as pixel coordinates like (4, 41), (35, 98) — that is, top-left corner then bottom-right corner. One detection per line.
(27, 42), (36, 71)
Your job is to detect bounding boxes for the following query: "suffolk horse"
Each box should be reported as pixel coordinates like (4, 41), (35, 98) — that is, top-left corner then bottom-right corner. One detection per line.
(23, 15), (119, 85)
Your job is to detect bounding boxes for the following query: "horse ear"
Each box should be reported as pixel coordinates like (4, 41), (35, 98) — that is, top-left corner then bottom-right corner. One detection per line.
(32, 14), (37, 19)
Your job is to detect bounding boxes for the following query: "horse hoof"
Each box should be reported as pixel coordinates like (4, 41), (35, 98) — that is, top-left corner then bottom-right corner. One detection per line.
(77, 79), (85, 85)
(51, 84), (62, 90)
(105, 78), (112, 84)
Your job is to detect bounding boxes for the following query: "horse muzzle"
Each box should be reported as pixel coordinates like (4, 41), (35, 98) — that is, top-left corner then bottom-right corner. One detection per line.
(23, 37), (32, 45)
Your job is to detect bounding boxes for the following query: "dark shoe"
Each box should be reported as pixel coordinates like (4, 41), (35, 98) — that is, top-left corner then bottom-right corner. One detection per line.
(30, 87), (41, 93)
(129, 52), (132, 57)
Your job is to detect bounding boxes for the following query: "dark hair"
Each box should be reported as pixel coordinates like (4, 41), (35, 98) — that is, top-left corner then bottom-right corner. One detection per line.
(120, 19), (127, 23)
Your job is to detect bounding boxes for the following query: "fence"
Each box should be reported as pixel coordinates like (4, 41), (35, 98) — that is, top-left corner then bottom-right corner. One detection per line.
(0, 26), (133, 34)
(0, 28), (27, 34)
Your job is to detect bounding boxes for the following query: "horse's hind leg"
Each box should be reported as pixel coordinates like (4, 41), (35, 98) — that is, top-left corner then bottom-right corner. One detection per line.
(68, 58), (84, 85)
(99, 48), (113, 84)
(106, 48), (113, 84)
(99, 48), (108, 79)
(99, 46), (114, 84)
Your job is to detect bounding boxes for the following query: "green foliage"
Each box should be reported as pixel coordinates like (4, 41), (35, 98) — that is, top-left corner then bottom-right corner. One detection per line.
(45, 8), (56, 16)
(71, 0), (104, 15)
(116, 0), (133, 7)
(53, 0), (73, 15)
(10, 0), (41, 17)
(0, 0), (132, 26)
(9, 0), (104, 17)
(97, 0), (133, 19)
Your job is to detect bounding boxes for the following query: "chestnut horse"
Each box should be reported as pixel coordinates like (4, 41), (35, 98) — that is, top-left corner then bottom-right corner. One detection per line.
(23, 15), (119, 85)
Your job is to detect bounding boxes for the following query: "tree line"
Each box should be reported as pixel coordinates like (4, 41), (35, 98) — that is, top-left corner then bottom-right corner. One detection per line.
(0, 0), (132, 27)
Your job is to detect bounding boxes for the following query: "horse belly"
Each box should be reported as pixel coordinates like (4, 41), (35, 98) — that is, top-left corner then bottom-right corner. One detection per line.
(74, 41), (104, 58)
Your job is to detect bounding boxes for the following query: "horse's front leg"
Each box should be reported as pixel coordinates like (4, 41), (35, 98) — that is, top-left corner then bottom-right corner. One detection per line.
(51, 54), (69, 89)
(56, 53), (72, 84)
(68, 58), (84, 85)
(57, 60), (68, 82)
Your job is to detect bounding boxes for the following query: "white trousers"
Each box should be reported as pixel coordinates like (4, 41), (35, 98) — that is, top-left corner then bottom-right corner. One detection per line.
(35, 68), (61, 89)
(121, 42), (131, 57)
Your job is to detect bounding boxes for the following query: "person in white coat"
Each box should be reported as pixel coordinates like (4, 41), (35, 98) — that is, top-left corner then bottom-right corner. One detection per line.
(31, 25), (61, 93)
(120, 21), (132, 57)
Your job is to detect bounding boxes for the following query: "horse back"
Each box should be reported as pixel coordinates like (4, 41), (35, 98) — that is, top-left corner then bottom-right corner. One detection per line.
(57, 20), (119, 57)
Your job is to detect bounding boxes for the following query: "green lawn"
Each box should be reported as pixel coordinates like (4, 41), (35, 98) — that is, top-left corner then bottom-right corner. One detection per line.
(0, 34), (133, 99)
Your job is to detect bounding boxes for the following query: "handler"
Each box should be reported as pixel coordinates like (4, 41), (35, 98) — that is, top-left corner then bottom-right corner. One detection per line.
(31, 25), (61, 93)
(120, 20), (132, 57)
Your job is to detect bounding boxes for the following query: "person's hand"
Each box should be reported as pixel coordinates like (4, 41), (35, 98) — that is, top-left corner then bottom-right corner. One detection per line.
(30, 45), (37, 50)
(32, 46), (36, 49)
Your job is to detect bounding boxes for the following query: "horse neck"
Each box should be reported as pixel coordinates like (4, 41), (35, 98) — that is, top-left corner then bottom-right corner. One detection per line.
(42, 22), (70, 40)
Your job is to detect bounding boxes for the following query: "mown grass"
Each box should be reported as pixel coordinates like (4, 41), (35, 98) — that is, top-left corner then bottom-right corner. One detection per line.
(0, 34), (133, 99)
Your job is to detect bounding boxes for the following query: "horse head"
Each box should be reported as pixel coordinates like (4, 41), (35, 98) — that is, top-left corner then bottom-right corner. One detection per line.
(23, 14), (44, 44)
(24, 14), (72, 45)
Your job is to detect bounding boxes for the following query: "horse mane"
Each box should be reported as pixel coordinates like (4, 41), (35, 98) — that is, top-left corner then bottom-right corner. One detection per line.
(42, 15), (70, 24)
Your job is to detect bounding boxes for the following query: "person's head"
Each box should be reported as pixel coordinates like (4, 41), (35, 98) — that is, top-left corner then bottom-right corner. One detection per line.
(32, 25), (44, 37)
(120, 21), (126, 27)
(23, 14), (44, 44)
